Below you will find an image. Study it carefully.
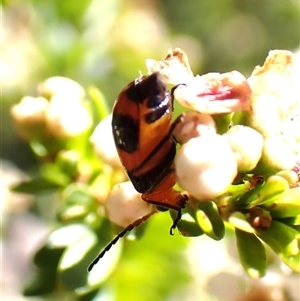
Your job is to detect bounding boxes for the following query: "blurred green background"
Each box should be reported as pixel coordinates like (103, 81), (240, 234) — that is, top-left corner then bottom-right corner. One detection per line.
(2, 0), (299, 300)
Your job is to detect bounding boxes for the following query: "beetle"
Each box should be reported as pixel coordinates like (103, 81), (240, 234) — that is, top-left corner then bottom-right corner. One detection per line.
(88, 72), (188, 271)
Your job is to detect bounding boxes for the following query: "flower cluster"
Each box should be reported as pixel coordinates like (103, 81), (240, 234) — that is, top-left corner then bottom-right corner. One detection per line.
(11, 77), (92, 142)
(146, 48), (299, 199)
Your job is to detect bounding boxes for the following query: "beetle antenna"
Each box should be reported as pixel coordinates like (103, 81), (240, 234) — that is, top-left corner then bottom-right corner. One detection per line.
(88, 211), (156, 272)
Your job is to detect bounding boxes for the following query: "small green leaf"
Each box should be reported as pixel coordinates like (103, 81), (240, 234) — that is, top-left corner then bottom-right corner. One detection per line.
(23, 268), (57, 296)
(55, 150), (80, 177)
(34, 244), (65, 269)
(58, 231), (97, 270)
(10, 178), (60, 194)
(257, 220), (299, 258)
(235, 228), (267, 278)
(248, 175), (290, 208)
(279, 253), (300, 272)
(59, 184), (96, 221)
(196, 201), (225, 240)
(233, 181), (264, 208)
(262, 187), (300, 218)
(75, 286), (102, 301)
(279, 215), (300, 226)
(30, 140), (48, 158)
(58, 232), (98, 290)
(48, 224), (94, 248)
(228, 212), (255, 233)
(41, 163), (71, 186)
(170, 206), (204, 237)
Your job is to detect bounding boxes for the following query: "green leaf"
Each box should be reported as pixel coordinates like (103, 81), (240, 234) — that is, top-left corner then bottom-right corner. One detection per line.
(34, 244), (65, 269)
(256, 220), (299, 258)
(228, 212), (255, 233)
(56, 222), (121, 290)
(279, 215), (300, 226)
(10, 178), (60, 194)
(75, 287), (102, 301)
(23, 268), (57, 296)
(262, 187), (300, 218)
(279, 253), (300, 273)
(48, 224), (94, 248)
(58, 235), (97, 290)
(170, 205), (204, 237)
(59, 183), (96, 221)
(235, 229), (267, 278)
(196, 201), (225, 240)
(247, 175), (290, 208)
(41, 163), (71, 186)
(58, 231), (97, 271)
(233, 181), (265, 208)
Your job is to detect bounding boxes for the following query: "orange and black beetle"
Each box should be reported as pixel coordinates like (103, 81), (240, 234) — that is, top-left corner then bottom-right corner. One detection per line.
(88, 72), (187, 271)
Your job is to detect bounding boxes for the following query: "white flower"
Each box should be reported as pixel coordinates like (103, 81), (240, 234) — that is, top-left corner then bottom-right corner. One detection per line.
(90, 114), (122, 167)
(105, 181), (155, 228)
(174, 71), (252, 114)
(261, 135), (298, 172)
(225, 125), (263, 172)
(244, 50), (300, 172)
(11, 77), (92, 142)
(10, 96), (48, 140)
(38, 76), (85, 100)
(146, 48), (252, 114)
(175, 134), (237, 200)
(45, 94), (92, 139)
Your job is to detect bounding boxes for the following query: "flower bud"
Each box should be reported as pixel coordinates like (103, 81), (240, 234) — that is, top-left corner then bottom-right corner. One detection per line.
(10, 96), (48, 140)
(174, 71), (252, 114)
(243, 94), (282, 137)
(45, 94), (92, 139)
(38, 77), (85, 100)
(105, 181), (155, 228)
(225, 125), (263, 172)
(173, 112), (217, 144)
(90, 114), (122, 167)
(257, 135), (298, 173)
(175, 134), (237, 200)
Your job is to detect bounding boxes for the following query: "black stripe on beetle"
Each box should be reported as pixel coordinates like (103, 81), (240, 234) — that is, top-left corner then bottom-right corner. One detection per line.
(112, 113), (139, 153)
(128, 139), (176, 192)
(125, 73), (167, 107)
(125, 80), (144, 104)
(144, 104), (169, 124)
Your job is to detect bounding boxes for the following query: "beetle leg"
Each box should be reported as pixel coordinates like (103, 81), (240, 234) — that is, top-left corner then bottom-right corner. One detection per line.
(142, 185), (188, 235)
(169, 194), (188, 235)
(170, 83), (187, 111)
(170, 209), (182, 235)
(88, 211), (156, 272)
